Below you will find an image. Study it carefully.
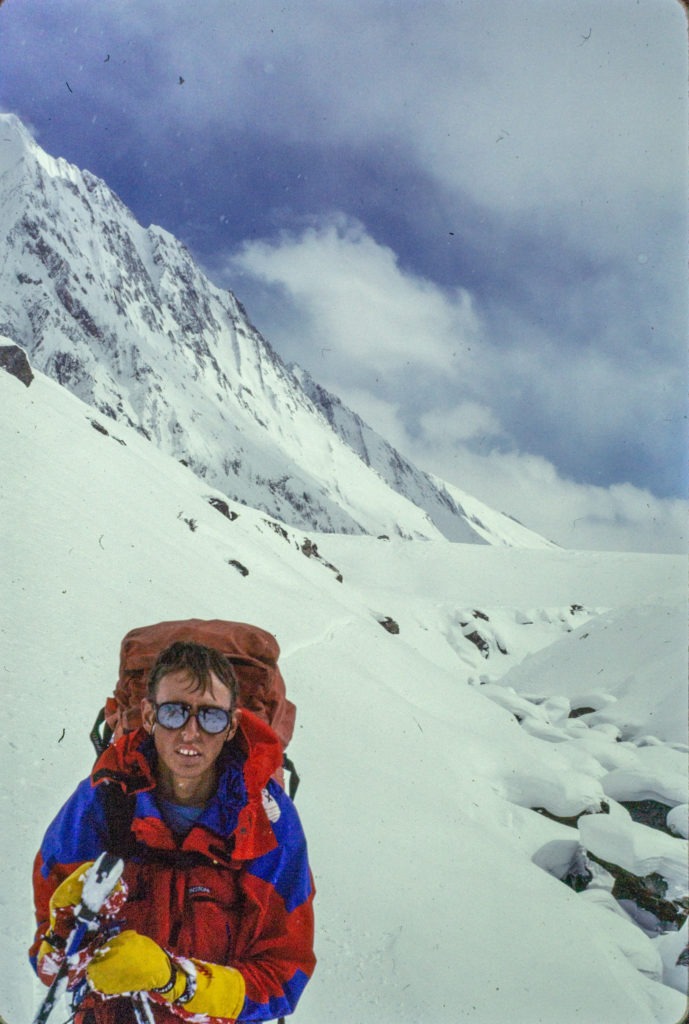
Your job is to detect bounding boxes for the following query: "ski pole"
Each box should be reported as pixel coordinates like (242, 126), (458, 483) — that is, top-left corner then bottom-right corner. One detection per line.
(33, 852), (125, 1024)
(132, 993), (156, 1024)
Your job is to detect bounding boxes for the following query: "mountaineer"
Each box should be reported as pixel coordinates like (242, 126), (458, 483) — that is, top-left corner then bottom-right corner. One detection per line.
(31, 641), (316, 1023)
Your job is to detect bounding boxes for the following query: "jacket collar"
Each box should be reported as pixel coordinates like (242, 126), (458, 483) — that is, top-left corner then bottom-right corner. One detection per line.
(91, 709), (283, 860)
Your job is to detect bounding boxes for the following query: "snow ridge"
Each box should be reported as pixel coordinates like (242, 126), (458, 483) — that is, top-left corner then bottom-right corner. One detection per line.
(0, 112), (552, 548)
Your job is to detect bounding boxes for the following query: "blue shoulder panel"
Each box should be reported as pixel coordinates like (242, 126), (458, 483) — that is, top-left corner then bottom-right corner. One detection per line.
(39, 778), (110, 876)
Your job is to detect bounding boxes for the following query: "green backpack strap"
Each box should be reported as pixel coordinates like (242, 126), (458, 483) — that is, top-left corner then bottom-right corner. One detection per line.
(90, 706), (113, 757)
(283, 753), (300, 801)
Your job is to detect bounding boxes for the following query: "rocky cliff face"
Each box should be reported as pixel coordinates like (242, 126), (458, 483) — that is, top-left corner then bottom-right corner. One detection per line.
(0, 113), (553, 547)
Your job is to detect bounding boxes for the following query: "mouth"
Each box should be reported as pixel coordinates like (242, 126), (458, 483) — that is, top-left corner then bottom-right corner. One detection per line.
(176, 747), (202, 759)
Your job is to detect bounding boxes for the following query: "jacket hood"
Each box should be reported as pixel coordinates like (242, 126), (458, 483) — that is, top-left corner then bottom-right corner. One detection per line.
(92, 708), (282, 787)
(91, 708), (284, 860)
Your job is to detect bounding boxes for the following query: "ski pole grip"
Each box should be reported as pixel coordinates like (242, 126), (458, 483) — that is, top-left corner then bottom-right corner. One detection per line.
(68, 853), (125, 950)
(77, 853), (124, 918)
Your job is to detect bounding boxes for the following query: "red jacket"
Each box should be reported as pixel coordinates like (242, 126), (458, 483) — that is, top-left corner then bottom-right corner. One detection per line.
(31, 711), (315, 1022)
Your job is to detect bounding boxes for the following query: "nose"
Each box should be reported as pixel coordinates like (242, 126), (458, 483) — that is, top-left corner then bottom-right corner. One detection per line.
(180, 712), (202, 739)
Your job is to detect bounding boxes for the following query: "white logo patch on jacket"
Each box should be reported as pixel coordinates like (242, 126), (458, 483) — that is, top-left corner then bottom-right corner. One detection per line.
(261, 788), (281, 823)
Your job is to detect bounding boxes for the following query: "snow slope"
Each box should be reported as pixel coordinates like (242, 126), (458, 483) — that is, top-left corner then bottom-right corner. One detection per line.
(1, 366), (687, 1023)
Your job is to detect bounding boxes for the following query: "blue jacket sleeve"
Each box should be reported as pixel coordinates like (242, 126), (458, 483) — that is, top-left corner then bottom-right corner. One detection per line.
(30, 778), (111, 970)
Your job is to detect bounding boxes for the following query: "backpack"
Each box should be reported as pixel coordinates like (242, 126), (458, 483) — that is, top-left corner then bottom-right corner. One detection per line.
(90, 618), (300, 798)
(89, 619), (299, 1024)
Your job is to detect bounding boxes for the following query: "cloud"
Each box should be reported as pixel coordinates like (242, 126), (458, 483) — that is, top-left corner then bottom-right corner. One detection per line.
(422, 445), (687, 556)
(226, 214), (686, 492)
(76, 2), (685, 249)
(22, 2), (683, 240)
(334, 378), (686, 555)
(420, 402), (504, 446)
(228, 215), (481, 381)
(480, 312), (687, 498)
(225, 215), (686, 553)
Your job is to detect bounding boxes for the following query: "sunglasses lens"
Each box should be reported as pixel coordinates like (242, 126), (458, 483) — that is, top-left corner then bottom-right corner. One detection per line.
(197, 707), (231, 733)
(155, 702), (231, 734)
(156, 702), (190, 729)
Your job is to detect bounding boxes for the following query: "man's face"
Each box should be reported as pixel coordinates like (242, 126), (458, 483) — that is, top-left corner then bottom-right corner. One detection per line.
(141, 669), (238, 796)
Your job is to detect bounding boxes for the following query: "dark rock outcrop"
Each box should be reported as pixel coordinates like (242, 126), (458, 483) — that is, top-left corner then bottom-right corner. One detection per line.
(379, 616), (400, 635)
(0, 344), (33, 387)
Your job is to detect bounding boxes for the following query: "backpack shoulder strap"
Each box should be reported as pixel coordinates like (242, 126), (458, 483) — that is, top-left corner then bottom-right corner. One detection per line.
(283, 753), (300, 801)
(101, 783), (137, 859)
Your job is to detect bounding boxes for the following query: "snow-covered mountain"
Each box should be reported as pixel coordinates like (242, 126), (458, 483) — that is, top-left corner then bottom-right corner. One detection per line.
(0, 113), (553, 548)
(294, 366), (554, 546)
(1, 363), (686, 1024)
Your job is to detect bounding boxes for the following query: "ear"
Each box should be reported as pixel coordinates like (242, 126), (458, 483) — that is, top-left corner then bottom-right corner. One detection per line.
(141, 698), (156, 735)
(227, 708), (241, 742)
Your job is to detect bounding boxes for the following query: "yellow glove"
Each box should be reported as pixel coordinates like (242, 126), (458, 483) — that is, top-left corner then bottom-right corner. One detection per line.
(49, 862), (95, 922)
(38, 862), (128, 967)
(87, 930), (246, 1019)
(167, 959), (245, 1020)
(87, 931), (174, 995)
(37, 863), (89, 969)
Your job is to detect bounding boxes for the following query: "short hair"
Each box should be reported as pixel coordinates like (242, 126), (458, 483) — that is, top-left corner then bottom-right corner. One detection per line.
(147, 641), (238, 709)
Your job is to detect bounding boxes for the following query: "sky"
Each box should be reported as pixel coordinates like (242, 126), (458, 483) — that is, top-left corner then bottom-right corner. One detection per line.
(1, 0), (687, 552)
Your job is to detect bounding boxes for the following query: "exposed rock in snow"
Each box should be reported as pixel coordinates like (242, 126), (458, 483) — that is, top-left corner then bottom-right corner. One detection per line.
(578, 805), (688, 907)
(0, 340), (33, 387)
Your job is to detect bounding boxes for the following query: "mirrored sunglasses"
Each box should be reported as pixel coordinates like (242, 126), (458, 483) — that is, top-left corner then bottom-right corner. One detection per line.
(153, 701), (232, 734)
